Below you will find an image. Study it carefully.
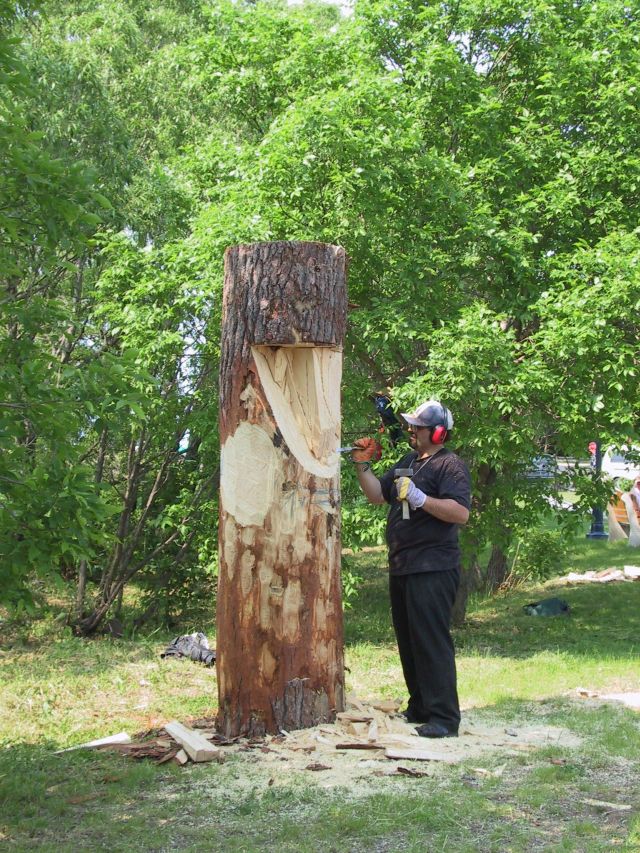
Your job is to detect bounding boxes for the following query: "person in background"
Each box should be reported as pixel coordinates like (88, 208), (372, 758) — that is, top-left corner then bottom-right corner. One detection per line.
(630, 478), (640, 512)
(351, 400), (471, 738)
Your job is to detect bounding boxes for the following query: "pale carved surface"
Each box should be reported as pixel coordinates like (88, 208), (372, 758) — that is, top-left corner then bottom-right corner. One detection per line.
(620, 492), (640, 546)
(252, 345), (341, 480)
(607, 503), (628, 542)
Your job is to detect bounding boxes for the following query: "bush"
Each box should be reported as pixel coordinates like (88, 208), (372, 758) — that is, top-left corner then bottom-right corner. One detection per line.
(510, 528), (569, 582)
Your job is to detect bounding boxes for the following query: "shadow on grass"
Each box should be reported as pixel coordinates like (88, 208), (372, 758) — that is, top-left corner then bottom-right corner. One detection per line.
(0, 634), (167, 681)
(0, 741), (185, 851)
(344, 547), (640, 662)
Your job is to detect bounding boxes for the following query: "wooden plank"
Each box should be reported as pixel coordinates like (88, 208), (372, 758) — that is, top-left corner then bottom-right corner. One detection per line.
(334, 742), (384, 750)
(164, 721), (223, 763)
(385, 747), (458, 764)
(54, 732), (131, 754)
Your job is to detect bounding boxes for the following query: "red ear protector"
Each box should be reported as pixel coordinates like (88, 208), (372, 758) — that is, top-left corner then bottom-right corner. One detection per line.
(431, 424), (448, 444)
(429, 404), (450, 445)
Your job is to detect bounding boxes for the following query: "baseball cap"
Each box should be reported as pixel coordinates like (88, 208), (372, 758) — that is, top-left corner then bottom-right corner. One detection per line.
(401, 400), (454, 429)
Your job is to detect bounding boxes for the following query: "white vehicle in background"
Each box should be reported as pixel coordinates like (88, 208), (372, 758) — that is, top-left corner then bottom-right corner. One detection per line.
(601, 447), (640, 482)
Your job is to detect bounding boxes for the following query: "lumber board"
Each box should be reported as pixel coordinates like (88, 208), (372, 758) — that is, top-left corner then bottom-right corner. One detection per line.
(164, 721), (223, 763)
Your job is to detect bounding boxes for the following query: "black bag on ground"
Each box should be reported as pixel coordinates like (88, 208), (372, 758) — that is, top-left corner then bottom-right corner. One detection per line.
(523, 597), (570, 617)
(161, 632), (216, 666)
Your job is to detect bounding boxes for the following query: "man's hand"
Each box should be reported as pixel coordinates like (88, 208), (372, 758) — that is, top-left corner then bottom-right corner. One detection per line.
(352, 437), (382, 463)
(396, 476), (427, 510)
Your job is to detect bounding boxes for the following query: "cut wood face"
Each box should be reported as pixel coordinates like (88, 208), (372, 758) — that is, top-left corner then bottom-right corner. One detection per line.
(607, 503), (628, 542)
(621, 493), (640, 545)
(251, 345), (341, 479)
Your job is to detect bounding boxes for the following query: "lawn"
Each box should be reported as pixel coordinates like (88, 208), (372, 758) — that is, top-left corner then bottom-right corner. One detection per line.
(1, 537), (638, 851)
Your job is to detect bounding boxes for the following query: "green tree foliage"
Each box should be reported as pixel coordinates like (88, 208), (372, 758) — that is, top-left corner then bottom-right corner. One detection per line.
(3, 0), (639, 626)
(0, 0), (116, 607)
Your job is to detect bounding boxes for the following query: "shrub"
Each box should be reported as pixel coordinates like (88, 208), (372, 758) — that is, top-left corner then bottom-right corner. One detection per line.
(510, 528), (569, 582)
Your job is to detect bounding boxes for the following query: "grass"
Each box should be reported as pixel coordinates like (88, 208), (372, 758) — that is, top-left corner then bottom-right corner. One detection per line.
(1, 535), (639, 851)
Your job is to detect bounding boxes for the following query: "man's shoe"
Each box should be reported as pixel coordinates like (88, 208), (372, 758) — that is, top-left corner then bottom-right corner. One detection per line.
(415, 722), (458, 739)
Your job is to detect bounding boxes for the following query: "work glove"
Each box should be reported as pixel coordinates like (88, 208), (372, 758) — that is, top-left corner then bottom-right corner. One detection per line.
(351, 437), (382, 463)
(396, 476), (427, 511)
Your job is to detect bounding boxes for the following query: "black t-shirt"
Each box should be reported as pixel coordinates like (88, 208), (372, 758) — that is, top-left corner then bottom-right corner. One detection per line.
(379, 447), (471, 575)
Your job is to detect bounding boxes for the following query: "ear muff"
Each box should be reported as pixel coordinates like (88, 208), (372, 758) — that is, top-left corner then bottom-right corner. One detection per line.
(430, 404), (450, 444)
(430, 424), (448, 444)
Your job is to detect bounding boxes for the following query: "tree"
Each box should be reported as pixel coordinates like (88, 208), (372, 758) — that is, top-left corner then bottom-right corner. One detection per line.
(217, 241), (347, 736)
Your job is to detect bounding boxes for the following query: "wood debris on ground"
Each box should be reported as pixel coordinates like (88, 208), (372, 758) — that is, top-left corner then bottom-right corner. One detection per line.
(56, 719), (230, 767)
(56, 696), (581, 777)
(560, 565), (640, 584)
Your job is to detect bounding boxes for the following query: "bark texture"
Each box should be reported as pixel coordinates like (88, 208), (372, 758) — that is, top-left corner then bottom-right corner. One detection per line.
(217, 241), (347, 738)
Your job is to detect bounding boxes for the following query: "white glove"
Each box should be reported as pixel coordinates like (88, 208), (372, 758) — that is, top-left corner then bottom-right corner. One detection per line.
(396, 477), (427, 511)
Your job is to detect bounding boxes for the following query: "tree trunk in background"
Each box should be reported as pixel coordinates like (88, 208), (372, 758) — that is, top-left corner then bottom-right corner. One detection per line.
(217, 241), (348, 738)
(452, 561), (477, 627)
(484, 544), (509, 592)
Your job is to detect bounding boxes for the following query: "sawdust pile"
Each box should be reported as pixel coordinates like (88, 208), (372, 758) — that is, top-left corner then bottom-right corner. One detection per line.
(194, 695), (582, 788)
(88, 695), (582, 788)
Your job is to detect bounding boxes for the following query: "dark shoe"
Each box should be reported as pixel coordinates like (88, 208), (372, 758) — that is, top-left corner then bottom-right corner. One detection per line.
(415, 722), (458, 739)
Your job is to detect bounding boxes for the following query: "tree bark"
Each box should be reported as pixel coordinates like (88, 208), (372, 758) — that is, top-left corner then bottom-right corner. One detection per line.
(217, 241), (347, 738)
(484, 544), (509, 592)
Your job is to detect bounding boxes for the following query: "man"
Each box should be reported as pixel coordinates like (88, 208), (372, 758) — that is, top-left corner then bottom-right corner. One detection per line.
(352, 400), (471, 738)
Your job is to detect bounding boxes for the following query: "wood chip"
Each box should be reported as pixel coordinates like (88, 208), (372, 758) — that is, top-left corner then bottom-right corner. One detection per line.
(173, 749), (189, 766)
(305, 763), (331, 771)
(164, 721), (224, 763)
(336, 712), (373, 723)
(335, 742), (385, 750)
(371, 700), (401, 714)
(581, 799), (632, 812)
(384, 747), (458, 764)
(395, 766), (429, 778)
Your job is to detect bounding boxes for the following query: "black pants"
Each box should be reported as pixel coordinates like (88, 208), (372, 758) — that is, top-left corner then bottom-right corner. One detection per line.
(389, 568), (460, 731)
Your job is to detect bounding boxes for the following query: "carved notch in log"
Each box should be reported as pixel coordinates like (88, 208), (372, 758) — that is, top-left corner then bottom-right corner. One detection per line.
(217, 241), (347, 738)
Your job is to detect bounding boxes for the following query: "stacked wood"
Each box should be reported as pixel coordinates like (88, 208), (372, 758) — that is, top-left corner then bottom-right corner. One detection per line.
(217, 241), (348, 738)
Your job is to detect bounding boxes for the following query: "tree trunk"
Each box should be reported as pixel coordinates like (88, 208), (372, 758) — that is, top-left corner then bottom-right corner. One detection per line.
(217, 241), (347, 738)
(452, 560), (478, 628)
(484, 544), (509, 592)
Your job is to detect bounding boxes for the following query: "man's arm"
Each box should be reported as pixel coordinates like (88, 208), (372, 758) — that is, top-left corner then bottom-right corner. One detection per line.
(351, 438), (386, 505)
(397, 476), (470, 524)
(354, 462), (386, 505)
(418, 496), (469, 525)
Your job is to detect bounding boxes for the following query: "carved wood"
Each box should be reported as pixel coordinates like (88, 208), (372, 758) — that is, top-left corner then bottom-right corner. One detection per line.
(217, 241), (347, 737)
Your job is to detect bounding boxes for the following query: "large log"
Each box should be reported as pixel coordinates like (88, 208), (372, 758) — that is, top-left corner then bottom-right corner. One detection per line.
(217, 241), (347, 738)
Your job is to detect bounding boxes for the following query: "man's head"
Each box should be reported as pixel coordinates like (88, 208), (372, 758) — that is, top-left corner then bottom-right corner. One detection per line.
(401, 400), (453, 447)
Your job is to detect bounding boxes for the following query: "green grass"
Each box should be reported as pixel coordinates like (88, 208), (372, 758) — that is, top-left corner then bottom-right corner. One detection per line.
(1, 535), (639, 851)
